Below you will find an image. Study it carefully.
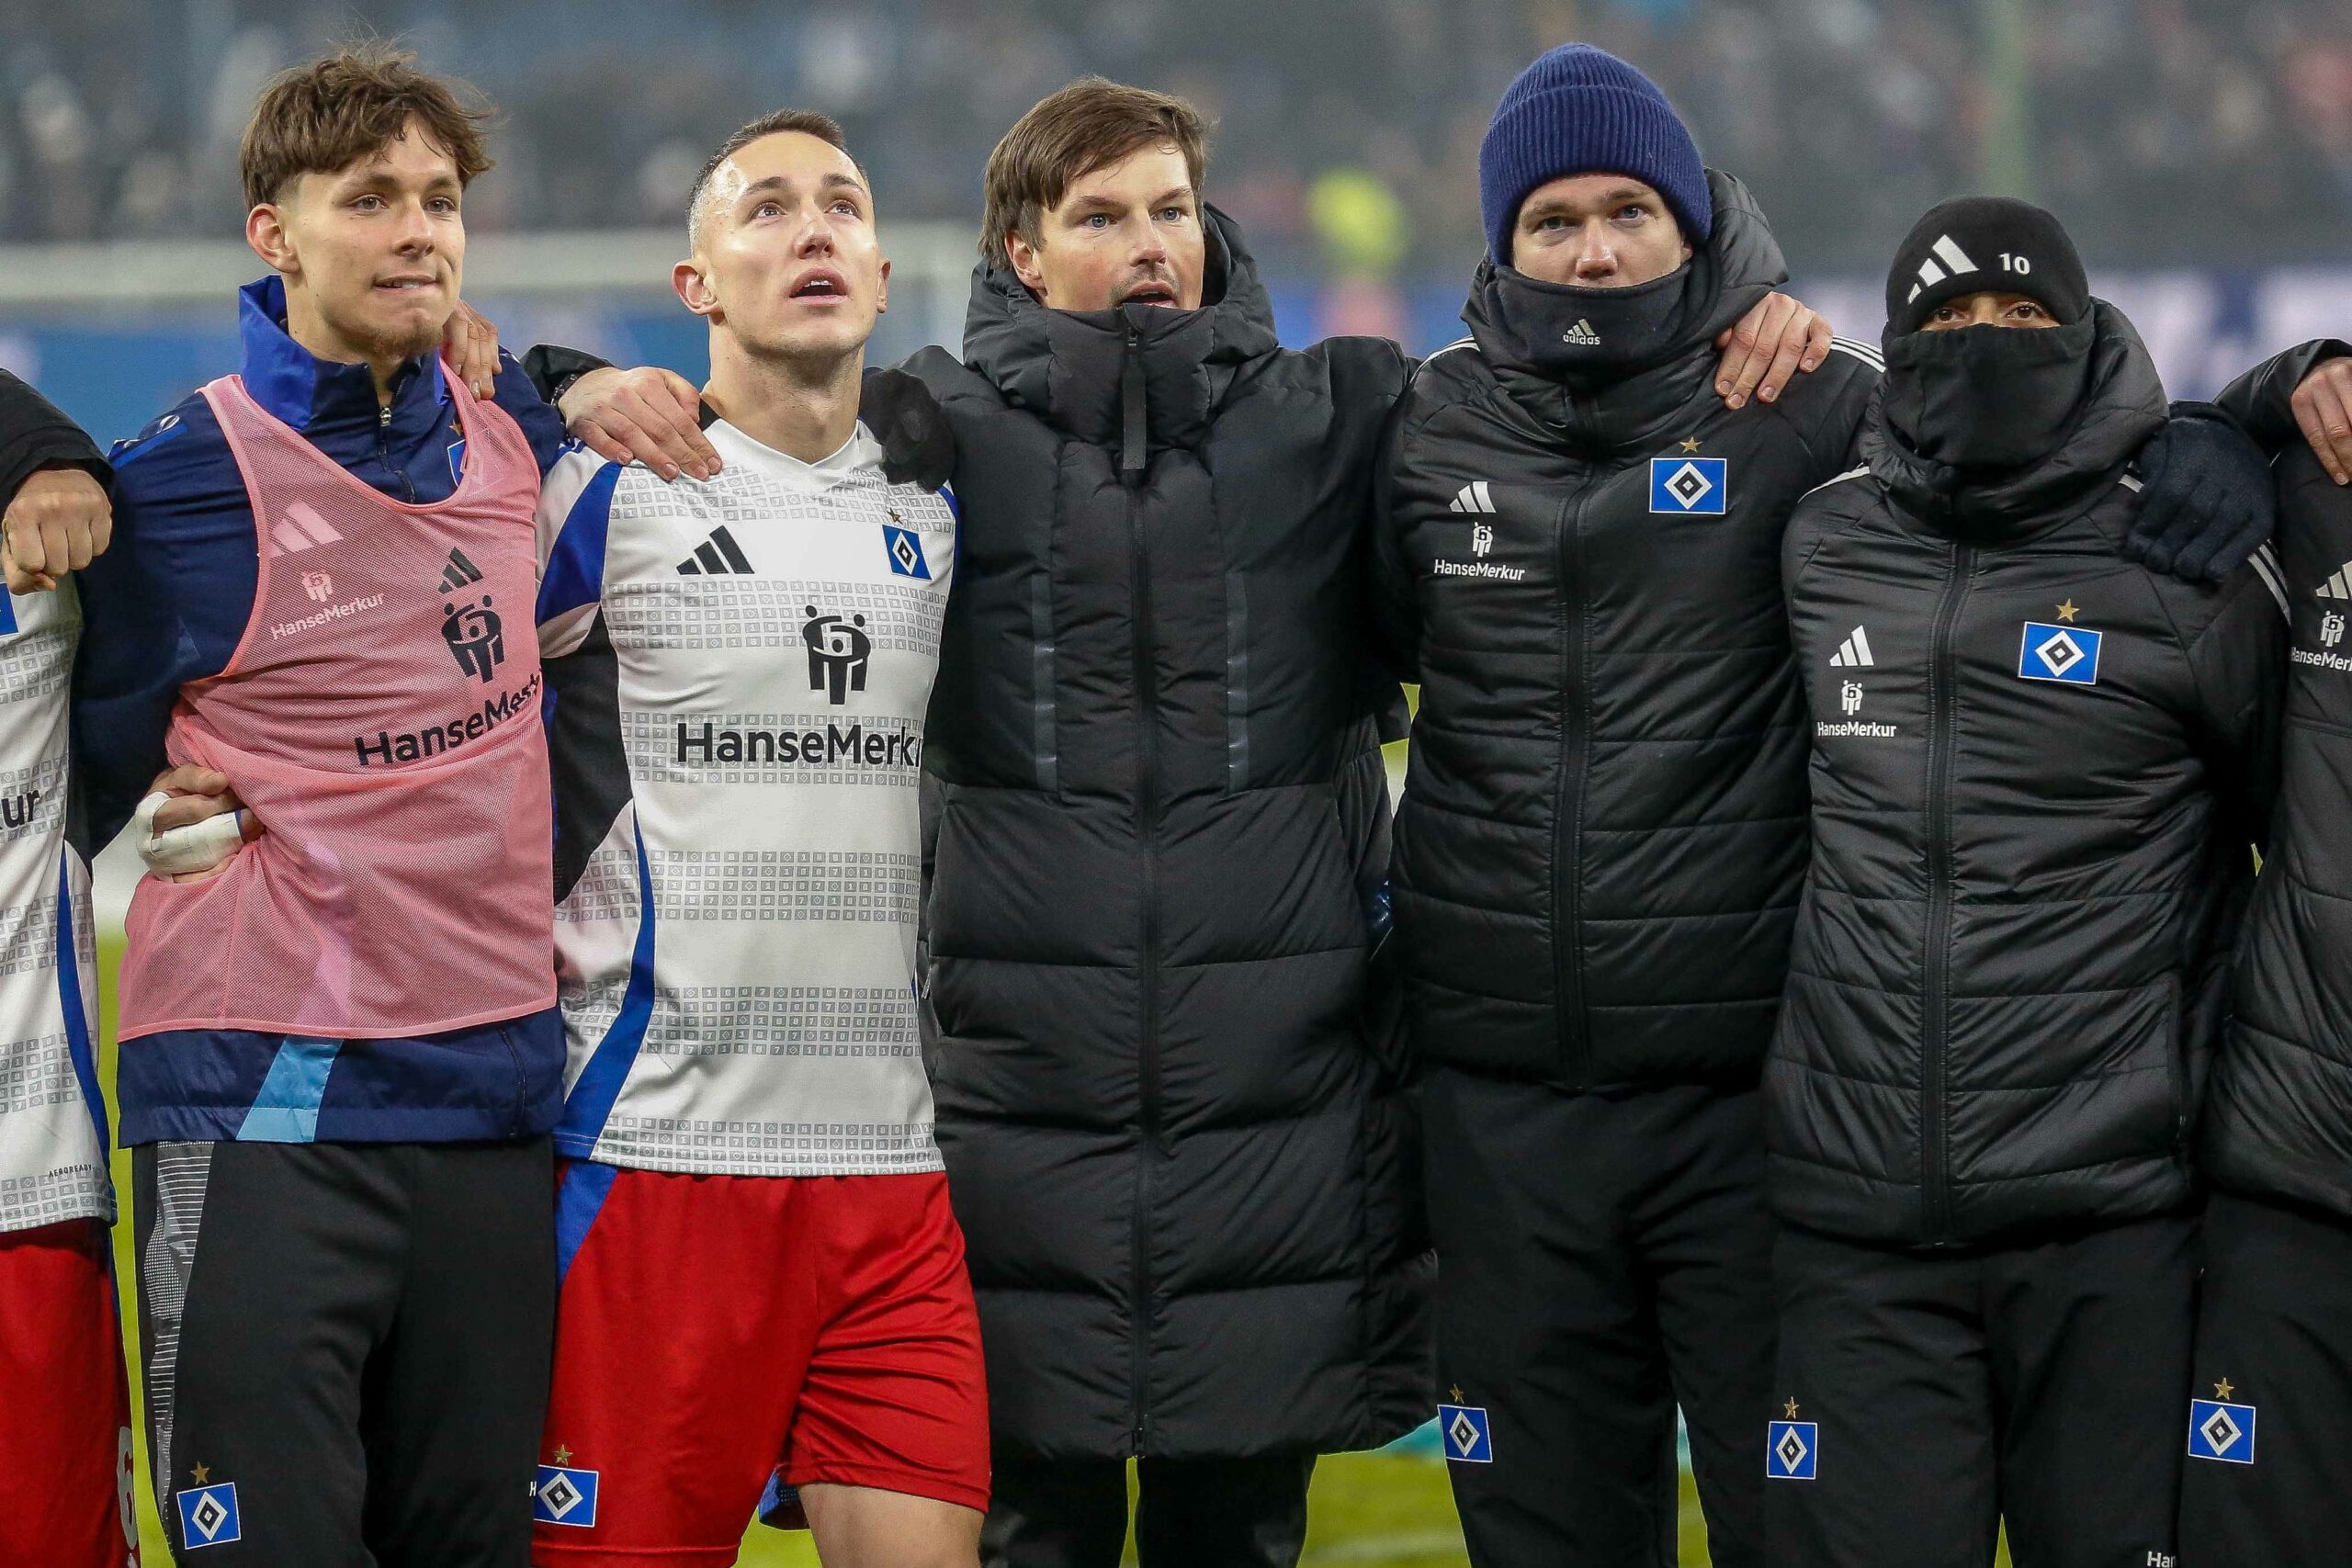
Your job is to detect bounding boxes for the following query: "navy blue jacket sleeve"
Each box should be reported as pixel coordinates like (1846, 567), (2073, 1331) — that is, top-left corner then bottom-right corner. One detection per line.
(488, 349), (572, 479)
(71, 401), (259, 848)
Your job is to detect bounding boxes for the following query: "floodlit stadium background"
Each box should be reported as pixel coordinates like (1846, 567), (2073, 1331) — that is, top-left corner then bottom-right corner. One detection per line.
(17, 0), (2348, 1560)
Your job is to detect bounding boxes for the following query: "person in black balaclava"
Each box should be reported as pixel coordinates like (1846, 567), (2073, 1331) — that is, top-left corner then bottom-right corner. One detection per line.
(1370, 47), (2281, 1564)
(1765, 196), (2287, 1568)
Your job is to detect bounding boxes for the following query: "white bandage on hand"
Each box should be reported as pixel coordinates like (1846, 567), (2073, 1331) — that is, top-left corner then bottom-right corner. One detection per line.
(132, 790), (248, 877)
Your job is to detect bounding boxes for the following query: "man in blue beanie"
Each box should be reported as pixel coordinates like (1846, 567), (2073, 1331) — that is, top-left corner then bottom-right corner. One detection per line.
(1371, 41), (2278, 1568)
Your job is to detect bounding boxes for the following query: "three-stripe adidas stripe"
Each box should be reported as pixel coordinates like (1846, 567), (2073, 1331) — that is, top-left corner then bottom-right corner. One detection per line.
(264, 501), (345, 558)
(437, 547), (484, 592)
(1829, 626), (1874, 667)
(1449, 482), (1497, 515)
(1905, 234), (1982, 304)
(2316, 558), (2352, 601)
(676, 525), (755, 575)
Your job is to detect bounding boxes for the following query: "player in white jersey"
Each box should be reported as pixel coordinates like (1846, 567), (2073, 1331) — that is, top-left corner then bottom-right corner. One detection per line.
(0, 373), (139, 1566)
(525, 111), (983, 1567)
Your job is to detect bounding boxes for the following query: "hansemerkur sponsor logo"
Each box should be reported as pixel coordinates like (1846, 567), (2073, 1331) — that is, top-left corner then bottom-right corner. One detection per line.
(674, 719), (922, 770)
(352, 671), (542, 766)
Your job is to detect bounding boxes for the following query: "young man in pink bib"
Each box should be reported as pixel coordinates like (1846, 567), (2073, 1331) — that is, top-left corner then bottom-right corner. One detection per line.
(73, 48), (578, 1566)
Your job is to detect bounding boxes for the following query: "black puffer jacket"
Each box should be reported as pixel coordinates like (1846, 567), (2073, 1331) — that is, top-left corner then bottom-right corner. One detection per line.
(0, 371), (107, 503)
(2204, 339), (2352, 1222)
(911, 210), (1434, 1460)
(1772, 304), (2285, 1247)
(1374, 172), (1878, 1089)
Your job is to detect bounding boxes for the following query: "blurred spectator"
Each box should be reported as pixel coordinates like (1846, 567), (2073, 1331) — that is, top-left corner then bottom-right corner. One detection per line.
(0, 0), (2346, 282)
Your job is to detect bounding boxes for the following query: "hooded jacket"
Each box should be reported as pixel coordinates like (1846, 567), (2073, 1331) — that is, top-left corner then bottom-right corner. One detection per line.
(1771, 304), (2285, 1247)
(1373, 171), (1881, 1089)
(2201, 339), (2352, 1222)
(906, 209), (1434, 1460)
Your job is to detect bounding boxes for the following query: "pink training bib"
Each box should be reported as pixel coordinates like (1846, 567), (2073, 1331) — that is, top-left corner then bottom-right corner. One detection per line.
(117, 370), (556, 1042)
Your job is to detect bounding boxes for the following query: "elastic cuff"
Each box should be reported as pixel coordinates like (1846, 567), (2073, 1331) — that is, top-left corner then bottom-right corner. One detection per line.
(786, 1463), (991, 1516)
(527, 1540), (737, 1564)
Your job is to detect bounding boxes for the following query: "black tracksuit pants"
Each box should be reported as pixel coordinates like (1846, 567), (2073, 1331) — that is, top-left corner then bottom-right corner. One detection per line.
(2179, 1190), (2352, 1566)
(1422, 1070), (1775, 1568)
(1769, 1213), (2196, 1568)
(981, 1452), (1317, 1568)
(133, 1137), (556, 1566)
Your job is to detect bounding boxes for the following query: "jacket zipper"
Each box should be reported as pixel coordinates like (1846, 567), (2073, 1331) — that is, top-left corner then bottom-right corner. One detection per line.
(379, 402), (417, 503)
(1552, 476), (1598, 1082)
(497, 1025), (530, 1136)
(1120, 327), (1160, 1454)
(1921, 541), (1973, 1242)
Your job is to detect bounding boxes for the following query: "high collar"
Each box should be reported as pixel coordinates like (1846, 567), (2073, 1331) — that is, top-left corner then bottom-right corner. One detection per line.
(956, 205), (1282, 459)
(237, 275), (448, 434)
(1860, 300), (2168, 543)
(1459, 169), (1786, 457)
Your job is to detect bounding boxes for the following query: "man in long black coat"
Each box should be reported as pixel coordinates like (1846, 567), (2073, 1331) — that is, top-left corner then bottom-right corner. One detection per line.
(907, 80), (1430, 1568)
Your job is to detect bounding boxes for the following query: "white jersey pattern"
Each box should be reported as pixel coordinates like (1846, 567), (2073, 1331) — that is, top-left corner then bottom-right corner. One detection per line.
(0, 580), (107, 1232)
(537, 418), (954, 1177)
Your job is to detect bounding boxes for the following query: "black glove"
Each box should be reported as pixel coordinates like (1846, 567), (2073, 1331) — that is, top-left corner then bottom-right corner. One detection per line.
(859, 367), (956, 491)
(2124, 403), (2278, 583)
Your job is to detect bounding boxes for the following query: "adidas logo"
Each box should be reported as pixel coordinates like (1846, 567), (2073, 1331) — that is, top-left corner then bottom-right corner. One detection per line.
(1562, 319), (1601, 346)
(2318, 559), (2352, 600)
(676, 525), (755, 576)
(436, 547), (484, 593)
(1449, 482), (1498, 515)
(265, 500), (345, 558)
(1829, 626), (1875, 668)
(1905, 234), (1982, 304)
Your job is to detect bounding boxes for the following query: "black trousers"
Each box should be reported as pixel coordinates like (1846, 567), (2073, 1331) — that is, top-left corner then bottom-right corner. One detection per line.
(134, 1137), (556, 1567)
(1769, 1213), (2196, 1568)
(982, 1452), (1317, 1568)
(2180, 1190), (2352, 1566)
(1422, 1070), (1775, 1568)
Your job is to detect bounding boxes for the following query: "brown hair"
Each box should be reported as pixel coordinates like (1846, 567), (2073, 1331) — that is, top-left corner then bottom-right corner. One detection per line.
(686, 107), (864, 243)
(980, 78), (1209, 268)
(240, 43), (494, 211)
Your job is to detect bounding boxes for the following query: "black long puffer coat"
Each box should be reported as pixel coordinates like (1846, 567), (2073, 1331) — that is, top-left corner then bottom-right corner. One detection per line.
(911, 209), (1434, 1460)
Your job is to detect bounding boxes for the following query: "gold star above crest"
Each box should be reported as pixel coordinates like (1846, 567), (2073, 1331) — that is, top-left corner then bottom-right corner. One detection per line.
(552, 1444), (573, 1466)
(2055, 600), (2080, 623)
(1450, 1384), (1464, 1404)
(887, 509), (903, 525)
(2214, 1379), (2234, 1401)
(1783, 1397), (1801, 1419)
(1679, 437), (1702, 453)
(190, 1461), (210, 1485)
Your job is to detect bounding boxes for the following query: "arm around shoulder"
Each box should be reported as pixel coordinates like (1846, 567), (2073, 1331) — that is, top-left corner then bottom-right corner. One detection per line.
(2179, 555), (2291, 850)
(0, 370), (107, 504)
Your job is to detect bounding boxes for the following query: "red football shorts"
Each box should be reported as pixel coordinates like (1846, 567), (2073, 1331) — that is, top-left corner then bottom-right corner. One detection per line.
(531, 1162), (989, 1563)
(0, 1218), (139, 1568)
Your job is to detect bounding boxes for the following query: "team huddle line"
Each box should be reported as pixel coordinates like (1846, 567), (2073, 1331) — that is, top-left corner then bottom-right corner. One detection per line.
(1, 34), (2349, 1568)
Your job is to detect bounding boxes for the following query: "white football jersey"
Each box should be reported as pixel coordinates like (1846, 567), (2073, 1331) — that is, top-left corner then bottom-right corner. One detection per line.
(0, 580), (107, 1233)
(536, 418), (954, 1177)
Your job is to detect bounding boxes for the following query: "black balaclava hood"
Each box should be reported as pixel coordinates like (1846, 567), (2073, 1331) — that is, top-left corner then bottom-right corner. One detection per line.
(1881, 315), (2098, 473)
(1880, 195), (2098, 473)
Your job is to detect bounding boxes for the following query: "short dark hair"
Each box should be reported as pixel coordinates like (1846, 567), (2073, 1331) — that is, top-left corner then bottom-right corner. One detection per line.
(240, 42), (494, 210)
(687, 108), (865, 243)
(980, 78), (1209, 268)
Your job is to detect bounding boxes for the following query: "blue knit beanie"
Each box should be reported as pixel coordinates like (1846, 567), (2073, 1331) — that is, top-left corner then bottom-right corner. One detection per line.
(1478, 44), (1711, 265)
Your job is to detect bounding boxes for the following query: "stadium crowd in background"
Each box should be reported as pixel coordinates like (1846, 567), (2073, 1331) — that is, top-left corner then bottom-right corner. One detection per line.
(4, 0), (2351, 279)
